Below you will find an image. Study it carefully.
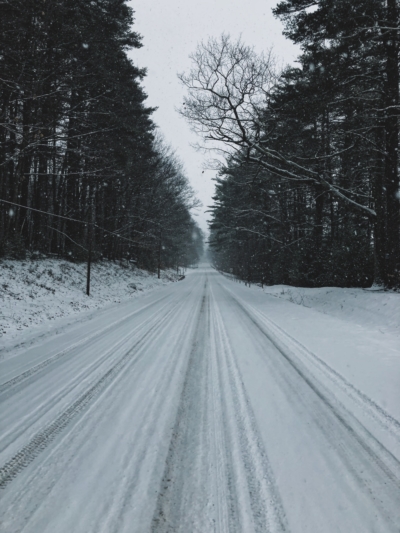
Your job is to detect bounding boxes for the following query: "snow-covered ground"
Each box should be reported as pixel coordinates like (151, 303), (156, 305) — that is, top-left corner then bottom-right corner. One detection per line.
(0, 258), (179, 352)
(220, 271), (400, 336)
(0, 266), (399, 532)
(259, 283), (400, 337)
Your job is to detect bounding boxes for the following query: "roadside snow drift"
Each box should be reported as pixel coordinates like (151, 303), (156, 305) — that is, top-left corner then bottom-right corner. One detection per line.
(260, 284), (400, 336)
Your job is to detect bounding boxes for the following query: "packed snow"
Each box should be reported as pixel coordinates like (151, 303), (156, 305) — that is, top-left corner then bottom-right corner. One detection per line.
(0, 266), (399, 532)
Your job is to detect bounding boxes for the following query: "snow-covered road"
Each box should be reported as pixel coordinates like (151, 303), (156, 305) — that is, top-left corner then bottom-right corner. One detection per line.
(1, 267), (399, 532)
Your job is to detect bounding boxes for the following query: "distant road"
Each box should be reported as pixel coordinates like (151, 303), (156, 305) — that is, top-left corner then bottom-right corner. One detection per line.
(1, 267), (399, 532)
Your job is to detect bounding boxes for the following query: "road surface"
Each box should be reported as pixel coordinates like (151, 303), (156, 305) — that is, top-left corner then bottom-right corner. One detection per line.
(1, 267), (399, 532)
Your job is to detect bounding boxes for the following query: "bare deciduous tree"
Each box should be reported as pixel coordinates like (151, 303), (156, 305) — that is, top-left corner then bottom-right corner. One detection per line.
(179, 35), (377, 220)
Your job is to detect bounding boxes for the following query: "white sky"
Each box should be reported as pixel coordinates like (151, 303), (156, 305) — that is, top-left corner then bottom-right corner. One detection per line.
(128, 0), (300, 235)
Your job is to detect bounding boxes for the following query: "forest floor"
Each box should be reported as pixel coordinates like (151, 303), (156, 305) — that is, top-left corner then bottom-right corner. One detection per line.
(0, 258), (180, 353)
(0, 265), (399, 532)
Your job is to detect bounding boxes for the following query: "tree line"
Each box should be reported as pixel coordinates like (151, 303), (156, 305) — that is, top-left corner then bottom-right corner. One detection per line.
(180, 0), (399, 288)
(0, 0), (203, 271)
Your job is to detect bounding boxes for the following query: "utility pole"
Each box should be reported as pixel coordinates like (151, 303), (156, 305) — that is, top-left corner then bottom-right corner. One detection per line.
(86, 205), (93, 296)
(157, 228), (162, 279)
(86, 231), (92, 296)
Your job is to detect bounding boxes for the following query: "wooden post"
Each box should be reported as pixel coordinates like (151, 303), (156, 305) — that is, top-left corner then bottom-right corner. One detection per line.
(86, 222), (92, 296)
(157, 228), (162, 279)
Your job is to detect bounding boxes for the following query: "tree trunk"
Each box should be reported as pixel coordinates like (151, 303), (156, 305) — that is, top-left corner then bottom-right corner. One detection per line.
(383, 0), (400, 287)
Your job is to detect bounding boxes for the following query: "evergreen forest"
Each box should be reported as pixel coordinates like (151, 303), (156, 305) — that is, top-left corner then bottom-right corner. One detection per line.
(1, 0), (399, 288)
(180, 0), (399, 289)
(0, 0), (204, 271)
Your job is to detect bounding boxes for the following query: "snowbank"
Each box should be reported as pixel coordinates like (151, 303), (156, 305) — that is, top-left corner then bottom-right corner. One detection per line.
(218, 270), (399, 336)
(0, 258), (179, 347)
(260, 285), (400, 337)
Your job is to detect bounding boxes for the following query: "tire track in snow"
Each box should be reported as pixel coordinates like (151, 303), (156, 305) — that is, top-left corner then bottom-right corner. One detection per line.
(151, 285), (214, 533)
(95, 288), (203, 533)
(226, 285), (400, 446)
(247, 298), (400, 441)
(0, 296), (177, 456)
(221, 282), (400, 442)
(152, 279), (288, 533)
(0, 292), (186, 490)
(210, 286), (289, 533)
(0, 294), (170, 398)
(0, 298), (183, 453)
(220, 284), (400, 529)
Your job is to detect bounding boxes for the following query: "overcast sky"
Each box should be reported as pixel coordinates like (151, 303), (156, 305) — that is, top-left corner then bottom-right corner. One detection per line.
(128, 0), (300, 235)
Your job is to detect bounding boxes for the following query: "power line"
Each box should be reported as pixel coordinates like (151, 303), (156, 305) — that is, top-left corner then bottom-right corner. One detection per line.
(1, 198), (89, 225)
(0, 198), (156, 249)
